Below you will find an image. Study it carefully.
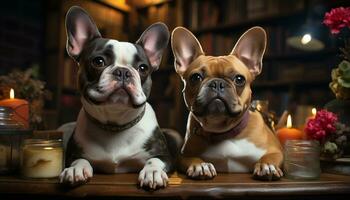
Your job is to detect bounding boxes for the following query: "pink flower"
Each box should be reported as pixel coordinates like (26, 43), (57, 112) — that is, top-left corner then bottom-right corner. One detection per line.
(305, 110), (338, 142)
(323, 7), (350, 34)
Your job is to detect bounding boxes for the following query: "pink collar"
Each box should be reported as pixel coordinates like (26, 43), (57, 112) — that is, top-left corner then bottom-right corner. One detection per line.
(199, 110), (250, 143)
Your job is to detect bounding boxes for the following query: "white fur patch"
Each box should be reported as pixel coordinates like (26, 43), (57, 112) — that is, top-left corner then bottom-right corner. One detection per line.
(202, 138), (266, 172)
(87, 40), (146, 105)
(74, 103), (159, 173)
(138, 158), (168, 189)
(107, 40), (138, 65)
(187, 162), (217, 178)
(59, 159), (93, 184)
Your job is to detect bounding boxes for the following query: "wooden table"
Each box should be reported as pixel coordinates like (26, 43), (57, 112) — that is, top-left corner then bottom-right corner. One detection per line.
(1, 173), (350, 199)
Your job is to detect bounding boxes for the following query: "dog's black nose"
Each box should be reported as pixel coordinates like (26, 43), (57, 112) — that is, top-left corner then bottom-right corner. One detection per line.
(113, 68), (131, 82)
(208, 79), (226, 93)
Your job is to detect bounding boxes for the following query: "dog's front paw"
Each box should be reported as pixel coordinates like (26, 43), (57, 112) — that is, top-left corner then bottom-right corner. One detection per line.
(187, 162), (217, 180)
(59, 159), (93, 186)
(138, 165), (168, 190)
(253, 163), (283, 181)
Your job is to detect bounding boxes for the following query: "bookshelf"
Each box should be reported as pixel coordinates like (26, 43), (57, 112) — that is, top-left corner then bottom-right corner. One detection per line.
(179, 0), (343, 115)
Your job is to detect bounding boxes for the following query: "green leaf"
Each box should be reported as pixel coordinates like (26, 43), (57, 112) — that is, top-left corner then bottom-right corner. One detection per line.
(324, 141), (338, 154)
(339, 60), (350, 80)
(338, 77), (350, 88)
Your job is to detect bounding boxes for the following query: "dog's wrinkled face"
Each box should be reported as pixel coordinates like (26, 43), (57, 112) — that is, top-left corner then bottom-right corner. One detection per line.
(182, 55), (253, 120)
(65, 7), (169, 108)
(171, 27), (266, 132)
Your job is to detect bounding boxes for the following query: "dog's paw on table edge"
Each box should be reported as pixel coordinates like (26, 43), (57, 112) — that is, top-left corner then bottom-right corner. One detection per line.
(252, 173), (282, 181)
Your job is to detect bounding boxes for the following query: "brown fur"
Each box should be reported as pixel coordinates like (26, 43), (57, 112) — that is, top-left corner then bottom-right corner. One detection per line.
(172, 26), (284, 181)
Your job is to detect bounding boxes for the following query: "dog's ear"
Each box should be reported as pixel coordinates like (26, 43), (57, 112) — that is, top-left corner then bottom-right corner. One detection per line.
(65, 6), (101, 61)
(171, 27), (204, 75)
(230, 26), (266, 77)
(136, 22), (170, 70)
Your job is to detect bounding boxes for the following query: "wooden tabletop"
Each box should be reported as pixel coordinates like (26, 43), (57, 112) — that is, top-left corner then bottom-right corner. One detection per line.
(1, 173), (350, 199)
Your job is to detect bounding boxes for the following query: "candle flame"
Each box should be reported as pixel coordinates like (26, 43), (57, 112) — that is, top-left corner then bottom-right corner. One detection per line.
(287, 114), (292, 128)
(312, 108), (317, 116)
(10, 88), (14, 99)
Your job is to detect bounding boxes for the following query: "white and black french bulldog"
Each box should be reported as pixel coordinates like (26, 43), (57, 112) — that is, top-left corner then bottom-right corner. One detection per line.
(58, 6), (177, 189)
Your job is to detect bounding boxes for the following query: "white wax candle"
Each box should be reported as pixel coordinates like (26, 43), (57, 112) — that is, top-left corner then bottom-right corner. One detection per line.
(21, 145), (63, 178)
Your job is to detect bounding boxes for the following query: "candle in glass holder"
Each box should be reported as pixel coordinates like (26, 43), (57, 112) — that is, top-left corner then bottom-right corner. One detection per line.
(277, 115), (303, 147)
(0, 89), (29, 128)
(0, 106), (31, 174)
(20, 139), (63, 178)
(284, 140), (321, 180)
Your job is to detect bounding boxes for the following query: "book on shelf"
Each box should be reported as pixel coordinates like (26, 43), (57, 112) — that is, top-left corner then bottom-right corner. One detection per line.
(198, 32), (251, 56)
(62, 57), (78, 90)
(141, 2), (177, 29)
(246, 0), (267, 19)
(190, 0), (198, 30)
(188, 0), (305, 31)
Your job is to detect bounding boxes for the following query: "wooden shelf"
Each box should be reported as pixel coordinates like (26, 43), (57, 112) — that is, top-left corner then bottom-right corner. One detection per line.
(264, 49), (338, 61)
(135, 0), (173, 10)
(191, 11), (306, 35)
(253, 79), (330, 88)
(94, 0), (131, 13)
(1, 173), (350, 198)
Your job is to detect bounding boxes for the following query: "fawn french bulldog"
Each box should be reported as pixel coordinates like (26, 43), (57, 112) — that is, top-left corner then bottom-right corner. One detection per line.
(171, 27), (283, 180)
(58, 6), (177, 189)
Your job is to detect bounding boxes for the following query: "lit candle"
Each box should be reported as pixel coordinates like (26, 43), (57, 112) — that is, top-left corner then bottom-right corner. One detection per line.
(0, 89), (29, 128)
(302, 108), (317, 139)
(311, 108), (317, 118)
(277, 114), (303, 147)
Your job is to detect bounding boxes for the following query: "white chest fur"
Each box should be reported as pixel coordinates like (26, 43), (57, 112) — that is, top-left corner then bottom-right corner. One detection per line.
(201, 138), (266, 172)
(74, 103), (158, 173)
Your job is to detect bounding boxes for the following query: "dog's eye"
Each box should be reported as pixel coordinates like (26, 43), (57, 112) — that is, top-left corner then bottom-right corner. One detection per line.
(138, 64), (149, 74)
(189, 73), (203, 83)
(92, 57), (105, 68)
(233, 74), (246, 87)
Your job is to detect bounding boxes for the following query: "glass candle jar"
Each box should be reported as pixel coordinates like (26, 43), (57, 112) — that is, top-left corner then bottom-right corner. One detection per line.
(284, 140), (321, 180)
(0, 106), (31, 174)
(20, 139), (63, 178)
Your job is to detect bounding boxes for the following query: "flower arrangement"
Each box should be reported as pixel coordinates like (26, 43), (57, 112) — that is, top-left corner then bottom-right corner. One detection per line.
(0, 67), (51, 129)
(324, 7), (350, 100)
(305, 110), (350, 159)
(323, 7), (350, 35)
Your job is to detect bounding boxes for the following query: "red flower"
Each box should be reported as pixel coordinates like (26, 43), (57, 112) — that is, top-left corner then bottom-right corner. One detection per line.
(323, 7), (350, 34)
(305, 110), (338, 142)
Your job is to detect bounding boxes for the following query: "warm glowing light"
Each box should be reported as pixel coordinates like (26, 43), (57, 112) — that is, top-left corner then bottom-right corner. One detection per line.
(301, 34), (312, 45)
(256, 104), (262, 111)
(287, 114), (292, 128)
(312, 108), (317, 116)
(10, 89), (14, 99)
(44, 147), (53, 150)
